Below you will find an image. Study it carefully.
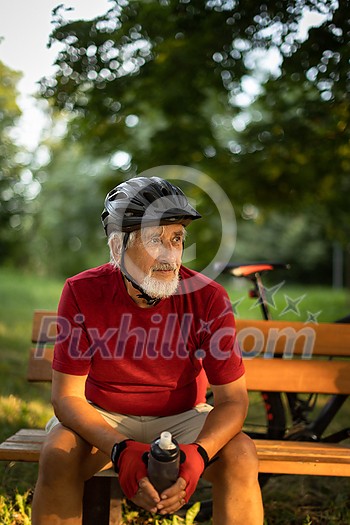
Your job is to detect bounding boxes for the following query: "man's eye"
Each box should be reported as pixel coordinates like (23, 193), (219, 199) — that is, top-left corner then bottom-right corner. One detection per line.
(150, 237), (161, 244)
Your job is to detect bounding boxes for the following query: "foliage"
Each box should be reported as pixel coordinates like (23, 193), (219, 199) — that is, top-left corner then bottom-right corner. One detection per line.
(122, 501), (201, 524)
(40, 0), (327, 167)
(0, 61), (28, 265)
(29, 140), (112, 276)
(233, 211), (334, 284)
(262, 474), (350, 525)
(234, 0), (350, 243)
(0, 491), (32, 525)
(39, 1), (349, 215)
(32, 0), (350, 280)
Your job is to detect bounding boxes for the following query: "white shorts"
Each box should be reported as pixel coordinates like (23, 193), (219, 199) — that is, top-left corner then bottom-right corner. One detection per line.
(46, 402), (213, 444)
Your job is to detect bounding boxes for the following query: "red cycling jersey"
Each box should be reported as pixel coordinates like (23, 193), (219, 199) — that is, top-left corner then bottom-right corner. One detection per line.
(53, 264), (244, 416)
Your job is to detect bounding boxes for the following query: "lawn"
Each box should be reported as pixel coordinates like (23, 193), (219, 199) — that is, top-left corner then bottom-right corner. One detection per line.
(0, 266), (349, 524)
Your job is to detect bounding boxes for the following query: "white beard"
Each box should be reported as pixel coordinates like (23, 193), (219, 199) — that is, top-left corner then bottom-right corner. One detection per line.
(140, 273), (179, 299)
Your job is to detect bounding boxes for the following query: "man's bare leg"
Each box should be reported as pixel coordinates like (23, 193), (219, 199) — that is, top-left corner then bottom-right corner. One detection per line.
(203, 432), (264, 525)
(31, 424), (111, 525)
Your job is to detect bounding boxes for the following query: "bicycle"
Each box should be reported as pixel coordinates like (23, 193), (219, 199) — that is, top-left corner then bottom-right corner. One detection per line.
(217, 262), (350, 447)
(191, 261), (350, 522)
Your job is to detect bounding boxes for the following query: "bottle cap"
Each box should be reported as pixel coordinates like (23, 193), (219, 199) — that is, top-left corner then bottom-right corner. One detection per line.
(159, 431), (176, 450)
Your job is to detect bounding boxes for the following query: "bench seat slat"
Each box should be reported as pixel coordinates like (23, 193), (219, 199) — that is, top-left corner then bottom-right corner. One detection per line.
(6, 428), (46, 440)
(258, 460), (350, 477)
(5, 429), (46, 438)
(256, 439), (350, 458)
(5, 434), (46, 444)
(2, 430), (350, 477)
(0, 429), (45, 461)
(0, 444), (42, 461)
(255, 440), (350, 476)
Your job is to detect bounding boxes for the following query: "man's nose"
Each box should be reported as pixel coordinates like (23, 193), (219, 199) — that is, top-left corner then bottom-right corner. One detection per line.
(158, 241), (180, 263)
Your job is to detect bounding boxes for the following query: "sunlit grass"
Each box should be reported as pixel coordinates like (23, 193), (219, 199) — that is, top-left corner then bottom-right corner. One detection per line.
(0, 267), (60, 500)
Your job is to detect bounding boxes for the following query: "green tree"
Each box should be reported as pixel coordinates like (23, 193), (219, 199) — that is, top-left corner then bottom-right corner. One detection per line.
(30, 139), (113, 276)
(40, 1), (348, 203)
(40, 1), (330, 172)
(36, 1), (349, 280)
(234, 1), (350, 243)
(30, 140), (226, 276)
(0, 60), (29, 265)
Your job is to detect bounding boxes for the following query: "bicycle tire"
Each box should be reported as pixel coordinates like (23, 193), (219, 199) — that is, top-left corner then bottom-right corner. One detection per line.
(281, 314), (350, 443)
(245, 391), (286, 440)
(253, 315), (350, 448)
(247, 391), (286, 488)
(205, 389), (286, 442)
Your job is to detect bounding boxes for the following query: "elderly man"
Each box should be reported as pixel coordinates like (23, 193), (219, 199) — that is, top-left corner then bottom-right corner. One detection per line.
(32, 176), (263, 524)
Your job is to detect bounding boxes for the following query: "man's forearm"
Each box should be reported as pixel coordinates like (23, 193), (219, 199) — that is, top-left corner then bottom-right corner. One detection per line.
(194, 400), (248, 460)
(53, 396), (127, 457)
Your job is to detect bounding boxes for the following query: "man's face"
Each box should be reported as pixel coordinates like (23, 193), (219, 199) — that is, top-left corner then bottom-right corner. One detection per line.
(123, 224), (184, 298)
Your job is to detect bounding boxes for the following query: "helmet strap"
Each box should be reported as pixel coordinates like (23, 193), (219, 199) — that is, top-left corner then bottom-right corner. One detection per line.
(120, 233), (160, 307)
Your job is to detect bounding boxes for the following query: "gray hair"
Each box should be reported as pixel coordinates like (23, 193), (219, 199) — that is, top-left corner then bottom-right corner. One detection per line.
(108, 231), (137, 268)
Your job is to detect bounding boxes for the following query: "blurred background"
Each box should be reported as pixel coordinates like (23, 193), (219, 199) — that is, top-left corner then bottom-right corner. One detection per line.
(1, 0), (349, 284)
(1, 3), (350, 522)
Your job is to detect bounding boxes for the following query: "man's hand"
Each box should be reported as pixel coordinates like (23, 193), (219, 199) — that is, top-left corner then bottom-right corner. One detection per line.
(131, 477), (161, 513)
(178, 443), (209, 502)
(131, 476), (187, 514)
(136, 443), (208, 512)
(112, 440), (150, 500)
(112, 440), (207, 513)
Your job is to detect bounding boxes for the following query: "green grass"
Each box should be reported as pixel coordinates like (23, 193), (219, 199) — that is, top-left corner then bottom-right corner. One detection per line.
(263, 475), (350, 525)
(219, 276), (350, 322)
(0, 268), (63, 501)
(0, 266), (350, 524)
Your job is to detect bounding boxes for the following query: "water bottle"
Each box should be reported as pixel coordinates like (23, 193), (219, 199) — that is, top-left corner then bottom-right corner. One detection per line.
(148, 431), (180, 493)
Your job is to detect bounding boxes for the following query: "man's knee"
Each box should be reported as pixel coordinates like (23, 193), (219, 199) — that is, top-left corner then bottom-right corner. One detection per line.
(206, 433), (259, 484)
(38, 426), (92, 485)
(222, 432), (259, 472)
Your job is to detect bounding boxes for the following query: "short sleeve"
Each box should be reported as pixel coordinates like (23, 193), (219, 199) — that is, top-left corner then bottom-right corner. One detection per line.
(200, 287), (245, 385)
(52, 281), (92, 376)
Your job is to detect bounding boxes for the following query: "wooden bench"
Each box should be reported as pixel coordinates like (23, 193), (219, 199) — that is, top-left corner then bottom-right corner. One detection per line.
(239, 318), (350, 476)
(1, 312), (350, 524)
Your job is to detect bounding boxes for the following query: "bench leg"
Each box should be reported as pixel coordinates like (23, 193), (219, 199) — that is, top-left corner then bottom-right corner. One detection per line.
(82, 476), (123, 525)
(109, 478), (123, 525)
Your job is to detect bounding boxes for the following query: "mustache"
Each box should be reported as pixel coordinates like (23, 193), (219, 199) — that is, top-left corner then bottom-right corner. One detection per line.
(152, 263), (177, 272)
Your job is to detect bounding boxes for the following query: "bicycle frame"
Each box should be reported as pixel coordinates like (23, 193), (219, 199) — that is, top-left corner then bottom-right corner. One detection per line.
(287, 394), (350, 443)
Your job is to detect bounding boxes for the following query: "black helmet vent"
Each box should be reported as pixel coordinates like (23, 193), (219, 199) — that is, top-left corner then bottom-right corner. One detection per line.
(101, 176), (201, 235)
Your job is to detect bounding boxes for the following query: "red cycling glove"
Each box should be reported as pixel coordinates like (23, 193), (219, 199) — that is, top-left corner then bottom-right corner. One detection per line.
(111, 439), (150, 499)
(178, 443), (209, 502)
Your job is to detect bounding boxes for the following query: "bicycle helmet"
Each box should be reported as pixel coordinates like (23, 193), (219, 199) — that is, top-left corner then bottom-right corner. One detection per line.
(101, 176), (201, 236)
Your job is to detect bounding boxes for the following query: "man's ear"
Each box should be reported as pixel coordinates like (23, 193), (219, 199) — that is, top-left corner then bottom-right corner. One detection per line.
(109, 235), (122, 266)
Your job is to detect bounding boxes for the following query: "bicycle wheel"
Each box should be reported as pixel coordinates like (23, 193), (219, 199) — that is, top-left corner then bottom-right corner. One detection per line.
(206, 389), (286, 441)
(280, 313), (350, 444)
(244, 391), (286, 440)
(245, 391), (286, 488)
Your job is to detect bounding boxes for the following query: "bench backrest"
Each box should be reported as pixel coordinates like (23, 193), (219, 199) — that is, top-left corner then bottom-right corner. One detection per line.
(28, 310), (350, 395)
